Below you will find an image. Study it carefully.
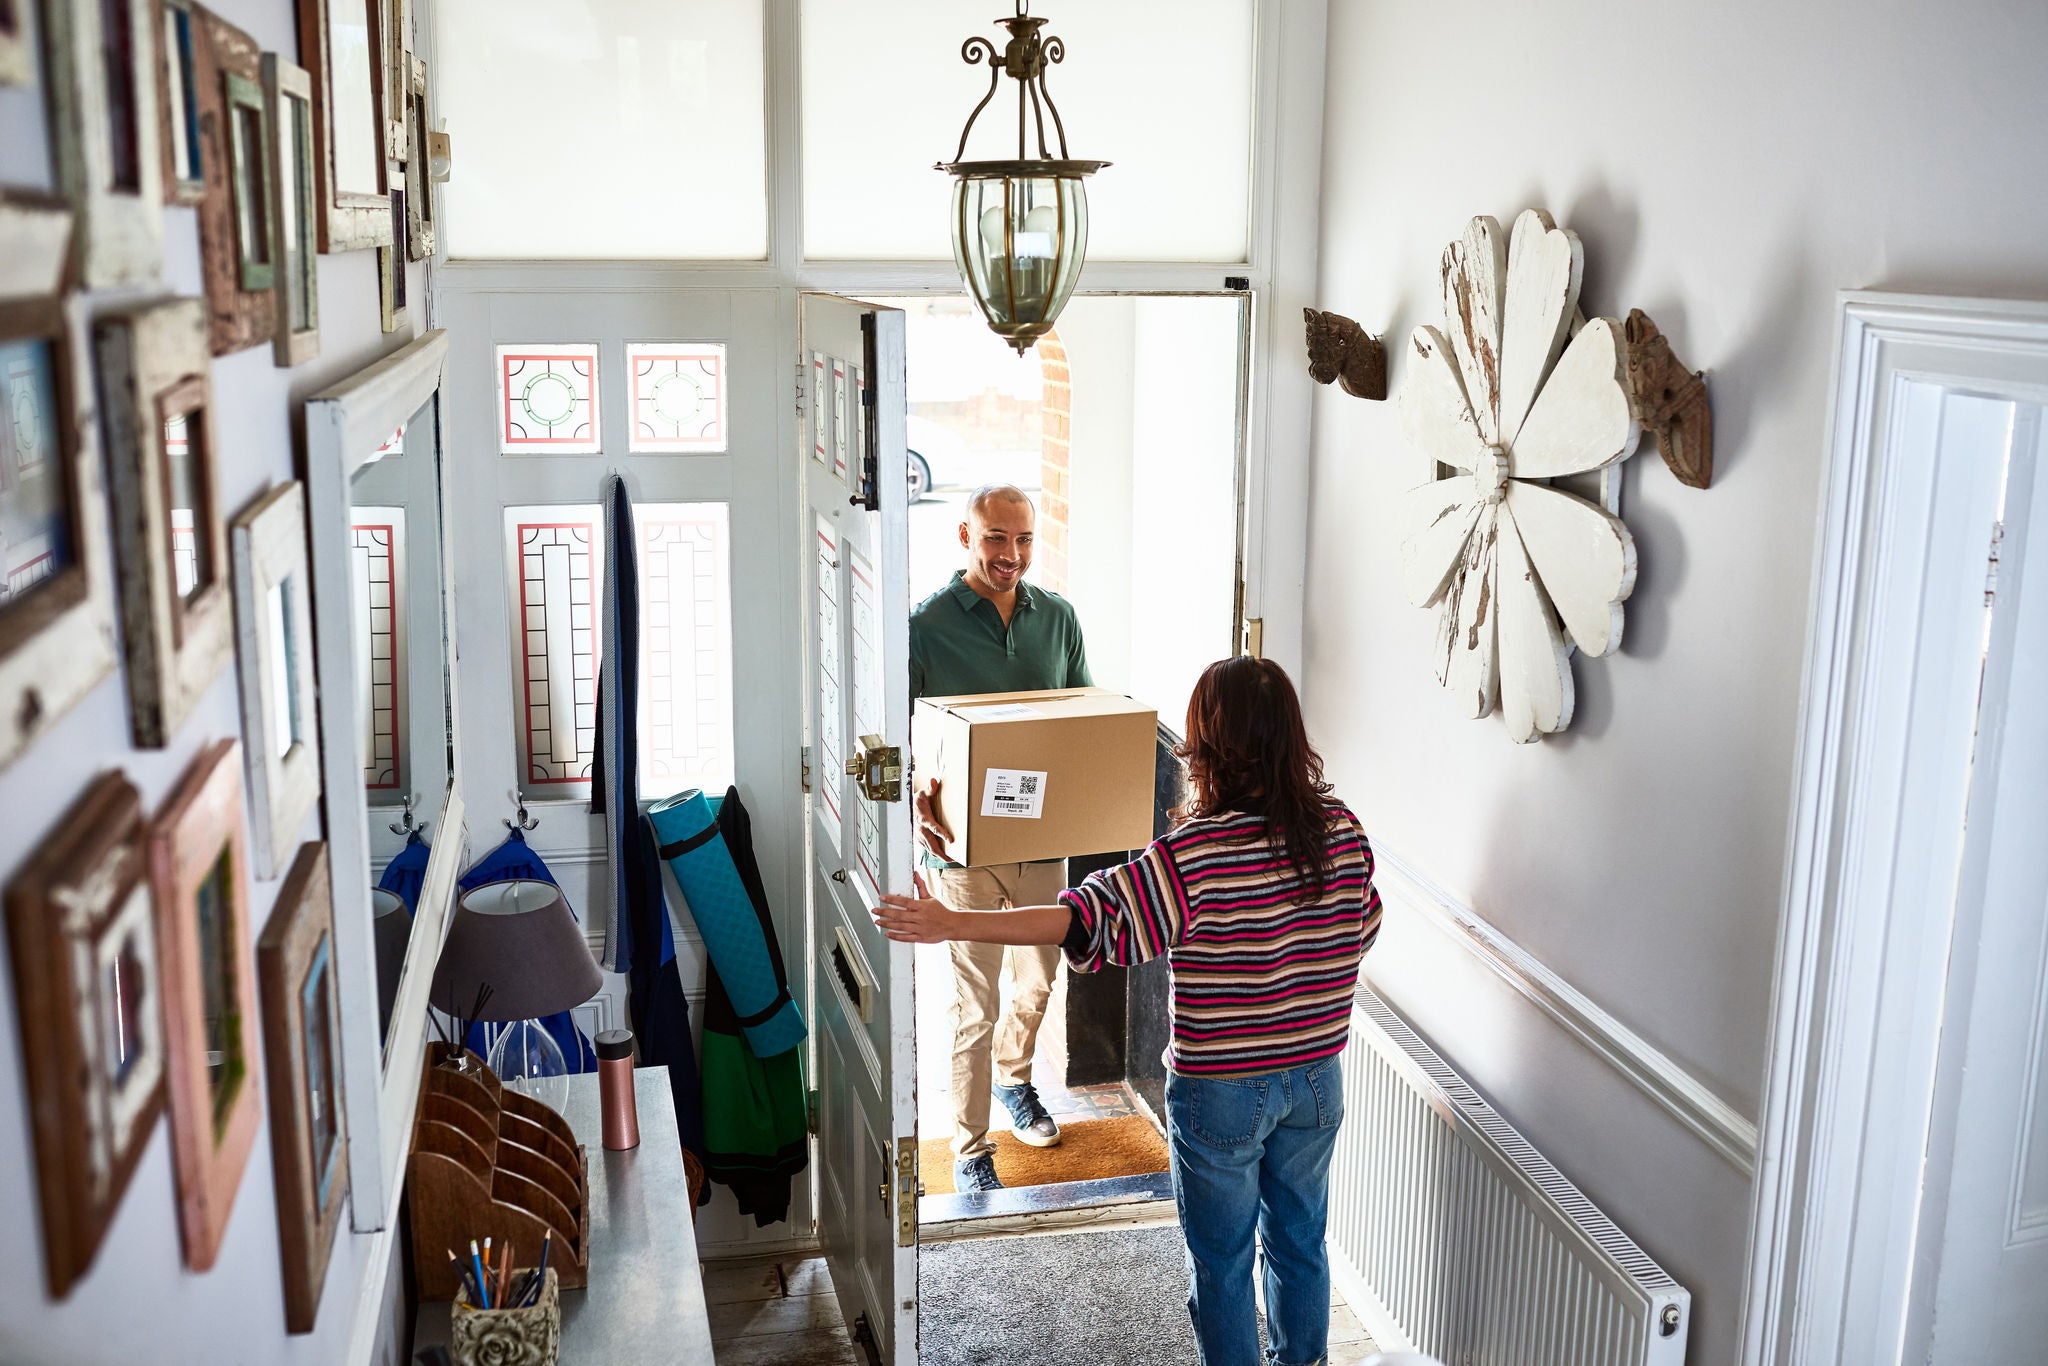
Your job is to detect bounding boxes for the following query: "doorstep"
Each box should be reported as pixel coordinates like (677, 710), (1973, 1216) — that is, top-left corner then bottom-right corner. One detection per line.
(918, 1170), (1175, 1241)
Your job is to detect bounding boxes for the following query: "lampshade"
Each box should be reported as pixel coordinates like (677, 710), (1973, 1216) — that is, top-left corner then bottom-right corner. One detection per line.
(429, 880), (602, 1021)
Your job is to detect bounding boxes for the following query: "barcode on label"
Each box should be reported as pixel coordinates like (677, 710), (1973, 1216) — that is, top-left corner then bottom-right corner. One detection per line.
(1018, 775), (1038, 795)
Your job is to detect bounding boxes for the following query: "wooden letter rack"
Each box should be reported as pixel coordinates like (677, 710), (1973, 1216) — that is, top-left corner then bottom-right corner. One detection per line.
(409, 1044), (590, 1300)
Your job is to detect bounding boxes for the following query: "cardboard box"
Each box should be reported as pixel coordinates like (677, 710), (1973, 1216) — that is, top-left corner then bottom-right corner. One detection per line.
(913, 687), (1158, 867)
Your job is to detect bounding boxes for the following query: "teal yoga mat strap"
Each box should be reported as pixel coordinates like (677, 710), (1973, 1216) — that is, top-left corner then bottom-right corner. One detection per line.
(647, 790), (806, 1057)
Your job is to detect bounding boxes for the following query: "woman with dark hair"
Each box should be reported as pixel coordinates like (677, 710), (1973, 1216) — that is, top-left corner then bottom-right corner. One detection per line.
(875, 656), (1381, 1366)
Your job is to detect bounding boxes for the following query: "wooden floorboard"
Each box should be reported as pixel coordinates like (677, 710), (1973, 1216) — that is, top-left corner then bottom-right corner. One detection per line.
(712, 1324), (857, 1366)
(705, 1256), (861, 1365)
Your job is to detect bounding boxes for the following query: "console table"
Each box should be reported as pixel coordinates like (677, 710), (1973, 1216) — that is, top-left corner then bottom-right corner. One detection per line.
(412, 1066), (712, 1362)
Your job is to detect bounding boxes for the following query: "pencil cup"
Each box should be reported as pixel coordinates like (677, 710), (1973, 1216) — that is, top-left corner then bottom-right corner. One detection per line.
(449, 1267), (560, 1366)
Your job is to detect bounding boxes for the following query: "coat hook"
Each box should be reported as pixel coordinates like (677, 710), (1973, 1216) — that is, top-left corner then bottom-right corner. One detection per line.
(389, 793), (429, 837)
(505, 790), (540, 832)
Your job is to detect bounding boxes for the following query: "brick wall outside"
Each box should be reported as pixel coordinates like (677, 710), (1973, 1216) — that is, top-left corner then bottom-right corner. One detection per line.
(1036, 328), (1072, 593)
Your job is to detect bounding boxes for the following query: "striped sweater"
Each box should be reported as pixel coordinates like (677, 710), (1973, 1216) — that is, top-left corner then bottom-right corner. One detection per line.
(1059, 805), (1381, 1078)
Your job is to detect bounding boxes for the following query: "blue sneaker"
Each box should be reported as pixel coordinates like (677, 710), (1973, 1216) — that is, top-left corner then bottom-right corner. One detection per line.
(953, 1153), (1004, 1192)
(993, 1081), (1062, 1148)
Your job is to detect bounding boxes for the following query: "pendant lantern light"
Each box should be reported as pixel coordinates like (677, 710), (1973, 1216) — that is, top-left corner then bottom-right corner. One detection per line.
(937, 2), (1109, 355)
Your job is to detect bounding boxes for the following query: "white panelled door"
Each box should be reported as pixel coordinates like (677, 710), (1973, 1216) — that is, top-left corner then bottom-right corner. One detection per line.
(801, 293), (917, 1363)
(1921, 403), (2048, 1364)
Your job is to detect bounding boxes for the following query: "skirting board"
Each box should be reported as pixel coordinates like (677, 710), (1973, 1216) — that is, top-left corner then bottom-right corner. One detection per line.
(1371, 848), (1758, 1176)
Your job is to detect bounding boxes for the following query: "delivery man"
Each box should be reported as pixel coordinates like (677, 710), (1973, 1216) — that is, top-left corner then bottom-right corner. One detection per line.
(910, 483), (1091, 1193)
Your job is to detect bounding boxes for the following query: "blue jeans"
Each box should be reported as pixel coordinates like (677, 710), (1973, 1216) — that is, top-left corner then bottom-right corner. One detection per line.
(1166, 1055), (1345, 1366)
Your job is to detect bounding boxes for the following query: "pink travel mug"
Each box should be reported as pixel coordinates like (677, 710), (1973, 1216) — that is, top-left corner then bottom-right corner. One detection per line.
(596, 1029), (639, 1151)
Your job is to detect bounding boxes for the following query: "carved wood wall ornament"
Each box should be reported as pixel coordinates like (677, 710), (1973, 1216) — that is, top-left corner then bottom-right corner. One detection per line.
(1304, 308), (1387, 400)
(1394, 209), (1641, 743)
(1623, 309), (1713, 488)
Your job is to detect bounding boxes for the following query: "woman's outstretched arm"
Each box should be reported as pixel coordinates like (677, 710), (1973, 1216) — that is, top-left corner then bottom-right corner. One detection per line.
(872, 894), (1070, 947)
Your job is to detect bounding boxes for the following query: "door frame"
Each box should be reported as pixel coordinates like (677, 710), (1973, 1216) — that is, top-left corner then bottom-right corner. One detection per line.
(421, 0), (1330, 1254)
(1740, 292), (2048, 1366)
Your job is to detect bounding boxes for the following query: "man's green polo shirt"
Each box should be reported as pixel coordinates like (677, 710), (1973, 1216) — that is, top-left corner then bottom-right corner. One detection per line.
(909, 571), (1091, 701)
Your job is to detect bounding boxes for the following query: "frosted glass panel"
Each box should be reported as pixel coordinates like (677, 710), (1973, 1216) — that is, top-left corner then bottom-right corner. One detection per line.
(801, 0), (1253, 262)
(438, 0), (767, 259)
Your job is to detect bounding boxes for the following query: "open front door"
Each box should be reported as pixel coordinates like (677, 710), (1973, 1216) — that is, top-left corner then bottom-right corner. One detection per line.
(801, 293), (917, 1362)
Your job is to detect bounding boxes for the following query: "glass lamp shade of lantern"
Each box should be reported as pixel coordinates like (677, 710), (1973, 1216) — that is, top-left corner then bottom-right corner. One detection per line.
(951, 172), (1092, 355)
(936, 6), (1108, 354)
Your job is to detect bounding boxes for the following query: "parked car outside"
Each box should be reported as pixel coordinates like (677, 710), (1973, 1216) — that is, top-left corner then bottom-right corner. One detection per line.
(906, 414), (1040, 502)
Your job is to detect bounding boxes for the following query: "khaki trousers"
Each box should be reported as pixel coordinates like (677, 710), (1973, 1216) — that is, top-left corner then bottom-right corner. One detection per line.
(932, 860), (1066, 1159)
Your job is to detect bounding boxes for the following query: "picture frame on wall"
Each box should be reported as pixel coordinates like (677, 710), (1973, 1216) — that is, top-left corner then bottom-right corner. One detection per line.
(4, 774), (168, 1300)
(155, 0), (205, 204)
(0, 193), (119, 773)
(258, 841), (348, 1333)
(298, 0), (393, 253)
(94, 298), (235, 749)
(44, 0), (164, 286)
(230, 481), (322, 880)
(2, 0), (41, 87)
(403, 56), (432, 261)
(151, 737), (263, 1272)
(379, 0), (409, 164)
(378, 185), (405, 333)
(263, 52), (320, 366)
(195, 10), (278, 355)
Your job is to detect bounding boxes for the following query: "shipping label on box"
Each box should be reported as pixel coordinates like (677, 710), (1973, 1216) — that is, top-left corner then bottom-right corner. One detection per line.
(980, 768), (1048, 819)
(914, 687), (1156, 867)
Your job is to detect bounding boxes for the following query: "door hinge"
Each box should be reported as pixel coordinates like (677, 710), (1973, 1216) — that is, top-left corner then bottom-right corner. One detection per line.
(1986, 519), (2005, 605)
(800, 744), (812, 793)
(895, 1136), (917, 1247)
(795, 356), (806, 419)
(805, 1086), (820, 1135)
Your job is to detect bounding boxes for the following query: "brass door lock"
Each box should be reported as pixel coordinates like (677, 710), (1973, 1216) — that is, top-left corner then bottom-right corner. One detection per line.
(843, 733), (903, 802)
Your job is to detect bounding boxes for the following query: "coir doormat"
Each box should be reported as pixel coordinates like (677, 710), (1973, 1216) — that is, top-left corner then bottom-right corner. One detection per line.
(920, 1114), (1170, 1194)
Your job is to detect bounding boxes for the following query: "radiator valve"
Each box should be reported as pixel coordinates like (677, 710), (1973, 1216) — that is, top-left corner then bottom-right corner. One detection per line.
(1660, 1304), (1683, 1336)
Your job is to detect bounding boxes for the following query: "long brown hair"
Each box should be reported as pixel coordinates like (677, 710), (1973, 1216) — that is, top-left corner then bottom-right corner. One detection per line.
(1175, 656), (1338, 893)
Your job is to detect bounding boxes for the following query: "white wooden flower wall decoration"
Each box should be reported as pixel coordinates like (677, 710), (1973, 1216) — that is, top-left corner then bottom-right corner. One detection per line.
(1395, 209), (1642, 743)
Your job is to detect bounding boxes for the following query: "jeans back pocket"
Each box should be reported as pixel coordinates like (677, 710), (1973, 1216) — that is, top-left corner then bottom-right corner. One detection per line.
(1303, 1055), (1346, 1129)
(1173, 1073), (1270, 1149)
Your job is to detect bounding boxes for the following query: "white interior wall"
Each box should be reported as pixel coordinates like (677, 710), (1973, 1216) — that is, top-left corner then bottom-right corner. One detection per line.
(1305, 2), (2048, 1363)
(0, 0), (428, 1361)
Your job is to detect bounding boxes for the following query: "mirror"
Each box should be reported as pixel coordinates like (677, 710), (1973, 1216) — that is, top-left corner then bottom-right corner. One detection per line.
(348, 393), (452, 1056)
(303, 330), (463, 1232)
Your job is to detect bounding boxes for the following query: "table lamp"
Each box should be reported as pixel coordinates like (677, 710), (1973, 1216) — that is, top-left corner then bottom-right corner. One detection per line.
(429, 880), (602, 1113)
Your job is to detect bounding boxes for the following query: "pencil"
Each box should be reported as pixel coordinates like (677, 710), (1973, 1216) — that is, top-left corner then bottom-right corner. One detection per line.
(497, 1241), (514, 1309)
(469, 1239), (492, 1310)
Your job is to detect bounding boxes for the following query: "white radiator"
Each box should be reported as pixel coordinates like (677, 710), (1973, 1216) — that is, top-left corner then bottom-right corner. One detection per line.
(1328, 988), (1691, 1366)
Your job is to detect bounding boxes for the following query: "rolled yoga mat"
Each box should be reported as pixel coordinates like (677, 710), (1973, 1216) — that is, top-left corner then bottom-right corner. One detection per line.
(646, 788), (807, 1058)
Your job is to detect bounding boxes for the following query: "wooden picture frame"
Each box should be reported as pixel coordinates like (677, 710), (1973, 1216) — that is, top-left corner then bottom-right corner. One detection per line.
(2, 0), (40, 87)
(155, 0), (205, 204)
(259, 841), (348, 1333)
(94, 298), (234, 748)
(403, 55), (432, 261)
(195, 11), (277, 356)
(378, 185), (406, 333)
(299, 0), (393, 253)
(151, 737), (262, 1271)
(44, 0), (163, 286)
(4, 773), (168, 1299)
(264, 52), (320, 366)
(379, 0), (409, 164)
(0, 195), (119, 772)
(231, 482), (322, 879)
